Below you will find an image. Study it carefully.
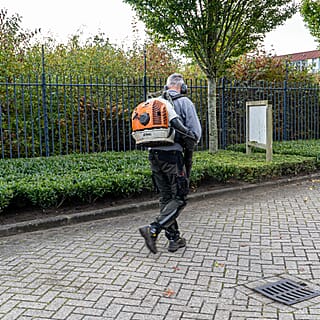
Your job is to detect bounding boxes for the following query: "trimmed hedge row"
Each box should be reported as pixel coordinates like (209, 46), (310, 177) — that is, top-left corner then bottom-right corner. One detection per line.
(1, 141), (320, 212)
(192, 150), (318, 183)
(0, 152), (153, 211)
(227, 139), (320, 158)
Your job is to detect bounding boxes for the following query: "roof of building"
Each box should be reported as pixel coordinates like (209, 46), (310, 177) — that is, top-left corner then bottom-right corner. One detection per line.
(275, 49), (320, 61)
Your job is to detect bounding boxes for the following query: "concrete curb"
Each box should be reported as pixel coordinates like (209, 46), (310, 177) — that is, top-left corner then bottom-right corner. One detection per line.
(1, 172), (319, 238)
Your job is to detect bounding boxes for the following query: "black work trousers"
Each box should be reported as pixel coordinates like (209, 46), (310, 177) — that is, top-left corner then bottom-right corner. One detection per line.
(148, 149), (188, 240)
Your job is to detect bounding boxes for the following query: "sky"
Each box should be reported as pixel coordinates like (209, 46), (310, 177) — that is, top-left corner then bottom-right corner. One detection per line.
(1, 0), (318, 55)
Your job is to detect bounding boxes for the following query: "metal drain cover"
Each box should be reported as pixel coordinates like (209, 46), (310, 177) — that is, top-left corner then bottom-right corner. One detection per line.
(254, 279), (320, 305)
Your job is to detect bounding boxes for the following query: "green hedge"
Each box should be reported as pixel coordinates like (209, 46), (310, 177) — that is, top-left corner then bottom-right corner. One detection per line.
(0, 152), (153, 210)
(0, 141), (320, 212)
(192, 150), (318, 183)
(227, 139), (320, 158)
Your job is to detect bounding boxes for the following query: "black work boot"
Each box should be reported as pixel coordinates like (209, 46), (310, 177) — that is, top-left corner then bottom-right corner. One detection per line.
(168, 237), (186, 252)
(139, 225), (158, 254)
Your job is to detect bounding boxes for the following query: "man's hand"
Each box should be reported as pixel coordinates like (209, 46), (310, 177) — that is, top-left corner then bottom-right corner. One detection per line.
(170, 117), (197, 150)
(183, 131), (197, 151)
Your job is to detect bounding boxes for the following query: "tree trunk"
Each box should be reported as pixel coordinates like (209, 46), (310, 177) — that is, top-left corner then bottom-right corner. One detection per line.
(207, 76), (218, 153)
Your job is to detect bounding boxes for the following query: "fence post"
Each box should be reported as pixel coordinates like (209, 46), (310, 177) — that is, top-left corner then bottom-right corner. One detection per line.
(221, 77), (226, 149)
(143, 46), (147, 101)
(41, 45), (50, 156)
(283, 79), (288, 141)
(0, 103), (3, 159)
(283, 61), (288, 141)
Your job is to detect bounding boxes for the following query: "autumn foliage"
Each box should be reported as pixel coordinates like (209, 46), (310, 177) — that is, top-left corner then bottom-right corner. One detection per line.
(229, 48), (317, 83)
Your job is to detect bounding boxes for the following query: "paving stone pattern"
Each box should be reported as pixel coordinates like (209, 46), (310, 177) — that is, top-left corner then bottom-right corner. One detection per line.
(1, 179), (320, 319)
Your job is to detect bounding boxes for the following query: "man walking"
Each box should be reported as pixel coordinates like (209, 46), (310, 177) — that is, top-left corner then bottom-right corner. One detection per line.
(139, 73), (202, 254)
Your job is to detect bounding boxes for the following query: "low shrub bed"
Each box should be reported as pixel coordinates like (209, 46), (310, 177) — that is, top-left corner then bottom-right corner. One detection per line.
(0, 140), (319, 212)
(192, 150), (318, 183)
(0, 152), (153, 211)
(227, 139), (320, 158)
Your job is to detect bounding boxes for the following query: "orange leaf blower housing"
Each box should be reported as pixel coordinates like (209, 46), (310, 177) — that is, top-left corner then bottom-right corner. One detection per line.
(131, 98), (175, 147)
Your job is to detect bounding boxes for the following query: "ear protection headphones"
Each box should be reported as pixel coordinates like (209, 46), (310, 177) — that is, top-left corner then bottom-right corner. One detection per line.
(164, 83), (188, 94)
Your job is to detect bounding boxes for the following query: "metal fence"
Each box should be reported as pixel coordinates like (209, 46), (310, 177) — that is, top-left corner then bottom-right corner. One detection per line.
(218, 78), (320, 147)
(0, 75), (319, 159)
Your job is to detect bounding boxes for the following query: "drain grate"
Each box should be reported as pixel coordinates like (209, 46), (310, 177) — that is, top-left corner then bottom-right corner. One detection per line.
(254, 279), (320, 305)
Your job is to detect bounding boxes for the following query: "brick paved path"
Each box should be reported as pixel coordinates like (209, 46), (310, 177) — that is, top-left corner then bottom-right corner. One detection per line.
(1, 179), (320, 319)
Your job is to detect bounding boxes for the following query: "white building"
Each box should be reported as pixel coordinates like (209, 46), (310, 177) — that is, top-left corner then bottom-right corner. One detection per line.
(275, 49), (320, 73)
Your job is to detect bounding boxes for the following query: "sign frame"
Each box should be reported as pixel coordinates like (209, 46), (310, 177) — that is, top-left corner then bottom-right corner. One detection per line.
(246, 100), (273, 162)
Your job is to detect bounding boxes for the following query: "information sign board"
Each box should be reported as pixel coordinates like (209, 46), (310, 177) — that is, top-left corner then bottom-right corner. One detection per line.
(246, 100), (272, 161)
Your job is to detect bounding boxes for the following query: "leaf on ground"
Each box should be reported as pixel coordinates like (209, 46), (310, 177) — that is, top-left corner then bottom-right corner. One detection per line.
(213, 261), (225, 268)
(240, 243), (249, 247)
(163, 288), (175, 297)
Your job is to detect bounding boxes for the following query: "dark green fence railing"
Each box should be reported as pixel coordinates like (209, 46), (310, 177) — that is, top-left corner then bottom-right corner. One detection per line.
(0, 76), (319, 159)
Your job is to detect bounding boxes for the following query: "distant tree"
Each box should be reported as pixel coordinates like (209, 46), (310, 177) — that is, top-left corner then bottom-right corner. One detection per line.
(125, 17), (180, 78)
(127, 41), (180, 79)
(123, 0), (298, 152)
(301, 0), (320, 45)
(0, 8), (40, 79)
(22, 33), (179, 80)
(229, 48), (317, 83)
(0, 7), (180, 81)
